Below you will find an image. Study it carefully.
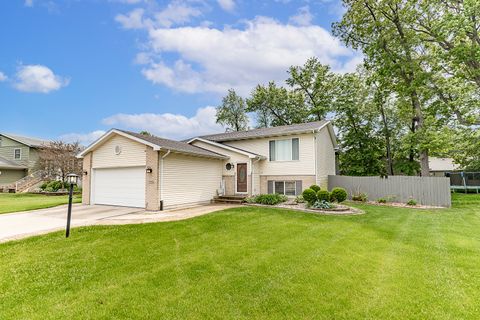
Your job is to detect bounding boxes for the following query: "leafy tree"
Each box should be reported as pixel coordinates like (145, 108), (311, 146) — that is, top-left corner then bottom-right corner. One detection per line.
(139, 131), (151, 136)
(333, 73), (386, 176)
(246, 82), (308, 127)
(286, 57), (335, 121)
(333, 0), (437, 176)
(216, 89), (249, 131)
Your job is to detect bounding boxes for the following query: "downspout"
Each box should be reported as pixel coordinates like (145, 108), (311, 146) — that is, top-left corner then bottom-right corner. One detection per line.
(160, 149), (171, 210)
(251, 156), (262, 196)
(313, 129), (318, 185)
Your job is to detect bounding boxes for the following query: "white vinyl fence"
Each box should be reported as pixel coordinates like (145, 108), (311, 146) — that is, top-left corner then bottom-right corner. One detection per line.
(328, 175), (451, 207)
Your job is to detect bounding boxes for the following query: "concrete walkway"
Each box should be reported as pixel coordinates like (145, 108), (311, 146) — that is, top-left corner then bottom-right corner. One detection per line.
(0, 204), (239, 243)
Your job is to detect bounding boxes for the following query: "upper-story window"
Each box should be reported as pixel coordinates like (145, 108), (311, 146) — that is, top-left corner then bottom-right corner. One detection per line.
(269, 138), (299, 161)
(14, 148), (21, 160)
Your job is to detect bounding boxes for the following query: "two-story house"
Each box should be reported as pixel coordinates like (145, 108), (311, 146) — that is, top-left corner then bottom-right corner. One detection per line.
(0, 133), (50, 186)
(78, 121), (338, 210)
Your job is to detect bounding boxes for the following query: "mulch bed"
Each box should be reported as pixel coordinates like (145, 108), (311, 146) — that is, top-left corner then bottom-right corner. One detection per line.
(245, 202), (364, 215)
(357, 201), (445, 210)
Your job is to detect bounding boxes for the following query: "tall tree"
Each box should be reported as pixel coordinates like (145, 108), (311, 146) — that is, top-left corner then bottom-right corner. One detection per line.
(333, 73), (386, 176)
(246, 82), (308, 127)
(216, 89), (249, 131)
(333, 0), (435, 176)
(286, 57), (336, 121)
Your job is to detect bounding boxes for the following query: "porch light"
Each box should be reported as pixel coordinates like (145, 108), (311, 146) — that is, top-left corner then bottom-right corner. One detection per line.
(146, 167), (153, 173)
(83, 170), (88, 176)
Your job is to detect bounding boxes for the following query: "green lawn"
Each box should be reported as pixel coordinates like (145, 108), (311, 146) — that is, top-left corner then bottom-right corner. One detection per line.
(0, 193), (82, 214)
(1, 194), (480, 319)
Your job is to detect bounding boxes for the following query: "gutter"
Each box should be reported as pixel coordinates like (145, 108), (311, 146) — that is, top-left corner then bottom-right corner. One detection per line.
(160, 149), (171, 210)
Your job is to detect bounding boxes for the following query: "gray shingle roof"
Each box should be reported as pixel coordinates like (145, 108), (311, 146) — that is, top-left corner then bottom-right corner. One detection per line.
(199, 120), (329, 142)
(117, 130), (228, 159)
(0, 156), (27, 169)
(1, 133), (51, 148)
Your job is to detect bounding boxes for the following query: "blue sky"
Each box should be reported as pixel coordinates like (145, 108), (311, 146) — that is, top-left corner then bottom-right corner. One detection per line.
(0, 0), (359, 144)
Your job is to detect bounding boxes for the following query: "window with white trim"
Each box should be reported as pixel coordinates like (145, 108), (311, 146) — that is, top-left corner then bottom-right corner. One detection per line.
(272, 181), (297, 196)
(269, 138), (299, 161)
(14, 148), (21, 160)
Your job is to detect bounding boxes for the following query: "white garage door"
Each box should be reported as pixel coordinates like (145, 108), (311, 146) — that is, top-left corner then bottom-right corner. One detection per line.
(92, 167), (145, 208)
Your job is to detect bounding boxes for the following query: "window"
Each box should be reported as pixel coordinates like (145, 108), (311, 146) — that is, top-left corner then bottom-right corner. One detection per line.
(269, 180), (301, 196)
(0, 136), (2, 147)
(269, 138), (299, 161)
(14, 148), (21, 160)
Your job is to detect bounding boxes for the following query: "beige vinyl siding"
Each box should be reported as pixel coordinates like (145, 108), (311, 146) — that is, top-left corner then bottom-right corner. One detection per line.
(162, 153), (222, 208)
(315, 127), (336, 188)
(224, 133), (316, 176)
(92, 134), (146, 168)
(0, 169), (27, 185)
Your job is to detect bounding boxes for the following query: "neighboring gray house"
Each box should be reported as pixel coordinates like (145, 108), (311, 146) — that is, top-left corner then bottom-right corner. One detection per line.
(0, 133), (50, 186)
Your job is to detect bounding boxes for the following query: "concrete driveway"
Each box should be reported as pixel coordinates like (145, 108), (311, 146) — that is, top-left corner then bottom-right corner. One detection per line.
(0, 203), (238, 243)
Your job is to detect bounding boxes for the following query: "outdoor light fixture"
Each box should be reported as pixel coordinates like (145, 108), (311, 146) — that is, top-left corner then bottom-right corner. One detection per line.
(225, 163), (234, 171)
(83, 170), (88, 176)
(146, 167), (153, 173)
(65, 173), (79, 238)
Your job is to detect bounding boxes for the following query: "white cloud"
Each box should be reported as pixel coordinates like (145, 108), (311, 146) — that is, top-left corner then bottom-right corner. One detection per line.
(0, 71), (7, 82)
(154, 1), (203, 28)
(217, 0), (235, 12)
(102, 106), (224, 140)
(59, 130), (106, 146)
(139, 16), (358, 94)
(14, 65), (69, 93)
(115, 8), (147, 29)
(24, 0), (33, 7)
(289, 6), (313, 26)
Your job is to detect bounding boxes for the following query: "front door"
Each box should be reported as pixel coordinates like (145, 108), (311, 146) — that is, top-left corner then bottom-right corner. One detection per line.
(236, 163), (248, 193)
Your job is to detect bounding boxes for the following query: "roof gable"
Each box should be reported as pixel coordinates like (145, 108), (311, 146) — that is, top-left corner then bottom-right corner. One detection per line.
(0, 133), (50, 148)
(78, 129), (227, 159)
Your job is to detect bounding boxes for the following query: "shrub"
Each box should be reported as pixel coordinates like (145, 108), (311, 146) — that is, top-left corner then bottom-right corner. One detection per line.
(302, 188), (317, 205)
(317, 190), (330, 202)
(295, 195), (305, 204)
(45, 180), (64, 192)
(40, 182), (49, 190)
(309, 184), (321, 192)
(253, 194), (288, 205)
(311, 200), (332, 209)
(330, 187), (347, 203)
(377, 197), (387, 204)
(352, 192), (368, 202)
(407, 198), (417, 206)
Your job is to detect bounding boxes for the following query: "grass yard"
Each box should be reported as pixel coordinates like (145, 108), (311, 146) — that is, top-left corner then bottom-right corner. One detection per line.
(1, 194), (480, 319)
(0, 193), (82, 214)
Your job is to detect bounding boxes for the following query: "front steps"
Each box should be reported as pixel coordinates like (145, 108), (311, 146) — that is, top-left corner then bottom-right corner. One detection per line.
(213, 195), (247, 204)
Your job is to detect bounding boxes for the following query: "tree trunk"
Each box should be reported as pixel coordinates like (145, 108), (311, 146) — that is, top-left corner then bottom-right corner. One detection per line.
(410, 91), (430, 176)
(378, 98), (394, 175)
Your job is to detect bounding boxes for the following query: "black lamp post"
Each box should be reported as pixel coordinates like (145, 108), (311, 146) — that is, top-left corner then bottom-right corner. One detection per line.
(65, 173), (79, 238)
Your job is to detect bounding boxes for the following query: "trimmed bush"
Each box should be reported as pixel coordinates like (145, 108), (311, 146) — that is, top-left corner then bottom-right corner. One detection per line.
(309, 184), (321, 192)
(40, 182), (49, 190)
(302, 188), (317, 205)
(253, 194), (288, 205)
(317, 190), (330, 202)
(330, 187), (347, 203)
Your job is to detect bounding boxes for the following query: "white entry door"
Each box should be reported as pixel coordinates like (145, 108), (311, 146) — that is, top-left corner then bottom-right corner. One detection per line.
(92, 167), (145, 208)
